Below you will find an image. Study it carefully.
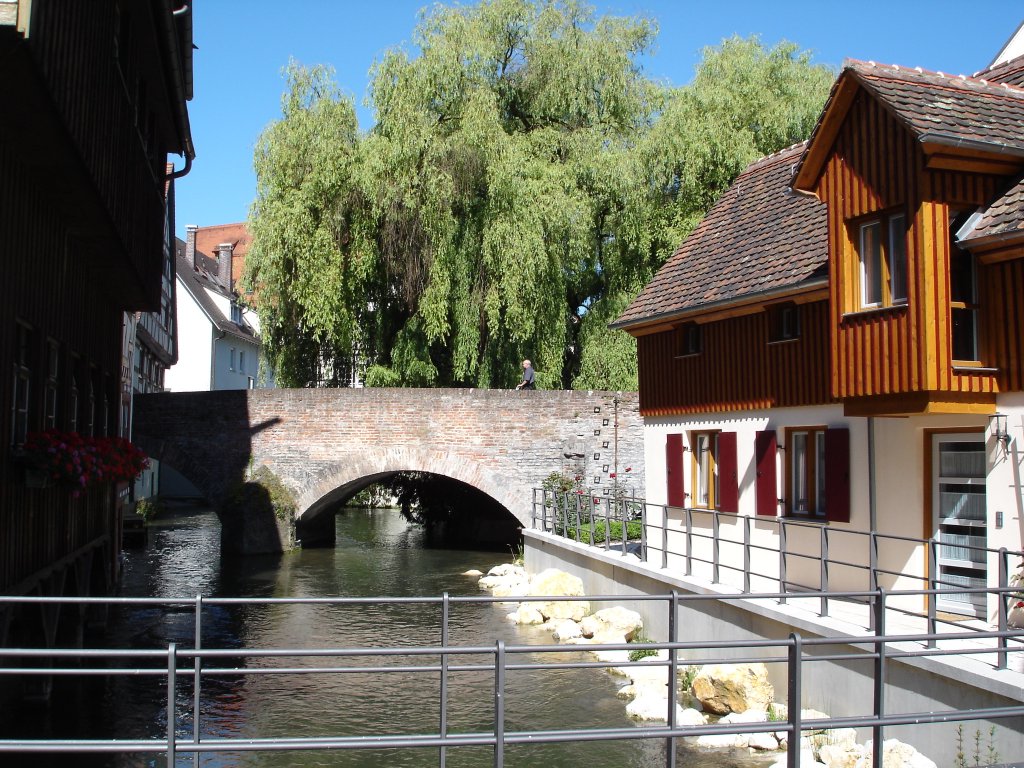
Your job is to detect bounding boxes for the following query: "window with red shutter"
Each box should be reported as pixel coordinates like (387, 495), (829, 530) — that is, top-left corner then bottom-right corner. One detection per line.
(666, 433), (685, 508)
(755, 430), (778, 517)
(717, 432), (738, 513)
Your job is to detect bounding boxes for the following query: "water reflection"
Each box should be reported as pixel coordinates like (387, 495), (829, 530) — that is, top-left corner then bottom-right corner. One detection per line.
(5, 504), (769, 768)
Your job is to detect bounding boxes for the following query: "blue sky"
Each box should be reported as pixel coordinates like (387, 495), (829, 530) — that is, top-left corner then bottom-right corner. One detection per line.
(174, 1), (1023, 235)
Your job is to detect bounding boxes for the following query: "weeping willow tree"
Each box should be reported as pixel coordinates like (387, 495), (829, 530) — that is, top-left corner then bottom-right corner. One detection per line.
(245, 0), (834, 390)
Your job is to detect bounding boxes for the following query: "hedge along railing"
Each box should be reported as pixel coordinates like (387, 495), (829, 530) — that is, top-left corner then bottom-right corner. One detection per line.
(0, 591), (1022, 768)
(531, 489), (1024, 669)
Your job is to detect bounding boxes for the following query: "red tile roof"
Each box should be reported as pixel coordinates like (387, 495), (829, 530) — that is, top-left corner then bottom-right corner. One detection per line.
(614, 143), (827, 329)
(976, 53), (1024, 87)
(962, 174), (1024, 246)
(846, 60), (1024, 154)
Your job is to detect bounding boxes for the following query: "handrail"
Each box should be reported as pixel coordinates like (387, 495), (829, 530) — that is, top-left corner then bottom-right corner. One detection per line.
(0, 589), (1021, 765)
(532, 489), (1024, 651)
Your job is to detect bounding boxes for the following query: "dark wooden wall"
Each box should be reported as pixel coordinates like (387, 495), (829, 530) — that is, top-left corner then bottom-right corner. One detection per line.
(636, 300), (832, 417)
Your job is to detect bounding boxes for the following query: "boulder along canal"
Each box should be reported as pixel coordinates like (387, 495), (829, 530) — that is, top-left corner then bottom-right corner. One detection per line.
(4, 504), (771, 767)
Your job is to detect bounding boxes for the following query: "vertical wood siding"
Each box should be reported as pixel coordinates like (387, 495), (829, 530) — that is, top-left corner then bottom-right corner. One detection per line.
(636, 300), (832, 416)
(818, 91), (1003, 400)
(0, 135), (122, 593)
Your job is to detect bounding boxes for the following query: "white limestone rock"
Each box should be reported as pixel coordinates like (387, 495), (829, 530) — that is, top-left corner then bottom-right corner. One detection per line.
(527, 568), (590, 621)
(550, 619), (582, 641)
(857, 739), (937, 768)
(625, 694), (701, 725)
(768, 749), (824, 768)
(463, 569), (484, 576)
(691, 663), (774, 715)
(818, 742), (866, 768)
(506, 604), (545, 625)
(487, 563), (527, 578)
(579, 606), (643, 642)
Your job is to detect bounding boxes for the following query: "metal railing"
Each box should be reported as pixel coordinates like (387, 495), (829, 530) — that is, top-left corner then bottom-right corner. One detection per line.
(1, 591), (1022, 767)
(532, 489), (1024, 667)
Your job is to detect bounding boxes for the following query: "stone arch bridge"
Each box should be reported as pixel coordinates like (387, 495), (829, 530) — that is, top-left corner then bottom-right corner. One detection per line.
(133, 388), (644, 553)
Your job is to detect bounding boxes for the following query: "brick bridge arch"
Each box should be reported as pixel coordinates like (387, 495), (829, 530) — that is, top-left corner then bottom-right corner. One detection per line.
(134, 388), (644, 551)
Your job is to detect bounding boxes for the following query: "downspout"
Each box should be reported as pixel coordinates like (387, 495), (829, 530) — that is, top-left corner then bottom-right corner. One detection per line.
(211, 330), (225, 390)
(164, 3), (195, 181)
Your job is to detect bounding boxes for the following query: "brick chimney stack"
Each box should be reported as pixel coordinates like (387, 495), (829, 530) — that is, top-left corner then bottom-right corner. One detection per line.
(185, 224), (198, 268)
(216, 242), (234, 289)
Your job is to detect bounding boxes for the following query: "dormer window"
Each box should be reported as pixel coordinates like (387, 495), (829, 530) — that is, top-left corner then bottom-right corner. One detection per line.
(675, 322), (701, 358)
(857, 212), (907, 308)
(230, 302), (243, 324)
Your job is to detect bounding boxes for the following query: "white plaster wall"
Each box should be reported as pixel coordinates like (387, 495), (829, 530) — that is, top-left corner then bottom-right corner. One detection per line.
(212, 336), (260, 390)
(991, 392), (1024, 612)
(164, 280), (213, 392)
(641, 405), (1024, 618)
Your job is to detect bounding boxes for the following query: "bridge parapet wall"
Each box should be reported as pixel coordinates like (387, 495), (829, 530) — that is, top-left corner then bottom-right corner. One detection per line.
(134, 388), (644, 529)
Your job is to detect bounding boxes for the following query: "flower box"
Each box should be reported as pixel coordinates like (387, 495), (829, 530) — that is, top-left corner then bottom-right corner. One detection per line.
(19, 430), (148, 495)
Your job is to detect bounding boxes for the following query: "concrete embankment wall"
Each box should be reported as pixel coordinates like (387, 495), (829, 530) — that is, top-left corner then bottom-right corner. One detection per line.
(523, 530), (1024, 766)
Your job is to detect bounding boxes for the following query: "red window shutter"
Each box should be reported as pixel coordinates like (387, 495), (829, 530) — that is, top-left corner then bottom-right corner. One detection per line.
(755, 430), (778, 517)
(825, 428), (851, 523)
(717, 431), (739, 513)
(666, 433), (685, 508)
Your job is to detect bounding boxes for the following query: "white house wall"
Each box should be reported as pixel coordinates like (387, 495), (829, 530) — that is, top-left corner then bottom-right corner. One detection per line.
(164, 277), (214, 392)
(212, 335), (259, 390)
(642, 405), (1022, 618)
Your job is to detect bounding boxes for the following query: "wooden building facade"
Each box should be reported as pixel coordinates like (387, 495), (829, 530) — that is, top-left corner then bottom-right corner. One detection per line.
(616, 51), (1024, 620)
(0, 0), (194, 653)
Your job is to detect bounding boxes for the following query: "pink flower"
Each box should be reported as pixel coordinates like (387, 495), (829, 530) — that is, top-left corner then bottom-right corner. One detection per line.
(625, 467), (632, 472)
(609, 472), (617, 478)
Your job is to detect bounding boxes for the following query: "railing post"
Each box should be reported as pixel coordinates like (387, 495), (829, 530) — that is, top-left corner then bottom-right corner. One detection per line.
(661, 504), (669, 571)
(872, 588), (886, 768)
(640, 501), (649, 563)
(193, 595), (203, 751)
(531, 487), (538, 529)
(598, 499), (606, 552)
(167, 642), (177, 765)
(666, 591), (678, 768)
(786, 633), (802, 768)
(779, 521), (788, 605)
(743, 517), (751, 594)
(493, 640), (505, 768)
(685, 508), (693, 576)
(820, 526), (829, 617)
(869, 529), (878, 595)
(927, 538), (938, 649)
(439, 593), (450, 767)
(712, 511), (721, 584)
(997, 548), (1008, 671)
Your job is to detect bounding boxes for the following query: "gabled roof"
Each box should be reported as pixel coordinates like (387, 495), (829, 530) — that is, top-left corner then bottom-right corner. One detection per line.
(794, 60), (1024, 191)
(174, 238), (258, 344)
(977, 53), (1024, 87)
(960, 174), (1024, 247)
(613, 143), (828, 331)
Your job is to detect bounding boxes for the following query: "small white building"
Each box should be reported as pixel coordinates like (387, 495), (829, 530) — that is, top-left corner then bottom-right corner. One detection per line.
(165, 225), (263, 392)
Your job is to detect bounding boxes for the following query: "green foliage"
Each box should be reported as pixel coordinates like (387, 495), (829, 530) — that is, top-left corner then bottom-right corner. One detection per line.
(955, 724), (1000, 768)
(134, 496), (163, 523)
(226, 466), (298, 523)
(627, 633), (657, 662)
(568, 518), (642, 543)
(247, 1), (833, 390)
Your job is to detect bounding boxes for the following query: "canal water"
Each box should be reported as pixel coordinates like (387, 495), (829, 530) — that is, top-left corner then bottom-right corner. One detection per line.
(10, 504), (771, 768)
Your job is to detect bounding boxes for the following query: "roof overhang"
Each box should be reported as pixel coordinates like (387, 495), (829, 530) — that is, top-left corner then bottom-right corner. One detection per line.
(792, 73), (861, 193)
(611, 280), (828, 337)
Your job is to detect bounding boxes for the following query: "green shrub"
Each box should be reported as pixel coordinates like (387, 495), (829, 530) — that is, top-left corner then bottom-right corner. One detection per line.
(568, 519), (642, 543)
(134, 496), (163, 522)
(628, 633), (658, 662)
(227, 466), (297, 522)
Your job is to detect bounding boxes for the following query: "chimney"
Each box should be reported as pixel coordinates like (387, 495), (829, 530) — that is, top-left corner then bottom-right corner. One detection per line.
(185, 224), (198, 268)
(216, 242), (234, 289)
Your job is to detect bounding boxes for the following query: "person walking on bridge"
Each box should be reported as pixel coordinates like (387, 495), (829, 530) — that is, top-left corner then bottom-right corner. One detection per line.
(515, 359), (535, 390)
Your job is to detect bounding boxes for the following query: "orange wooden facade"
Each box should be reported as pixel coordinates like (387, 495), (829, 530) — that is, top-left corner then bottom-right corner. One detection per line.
(636, 300), (832, 416)
(814, 90), (1022, 414)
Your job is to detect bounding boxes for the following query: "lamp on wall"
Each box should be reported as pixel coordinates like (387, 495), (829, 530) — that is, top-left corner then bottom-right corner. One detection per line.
(990, 412), (1010, 450)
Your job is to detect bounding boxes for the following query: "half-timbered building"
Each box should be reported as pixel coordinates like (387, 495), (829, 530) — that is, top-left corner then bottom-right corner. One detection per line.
(0, 0), (194, 650)
(615, 47), (1024, 620)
